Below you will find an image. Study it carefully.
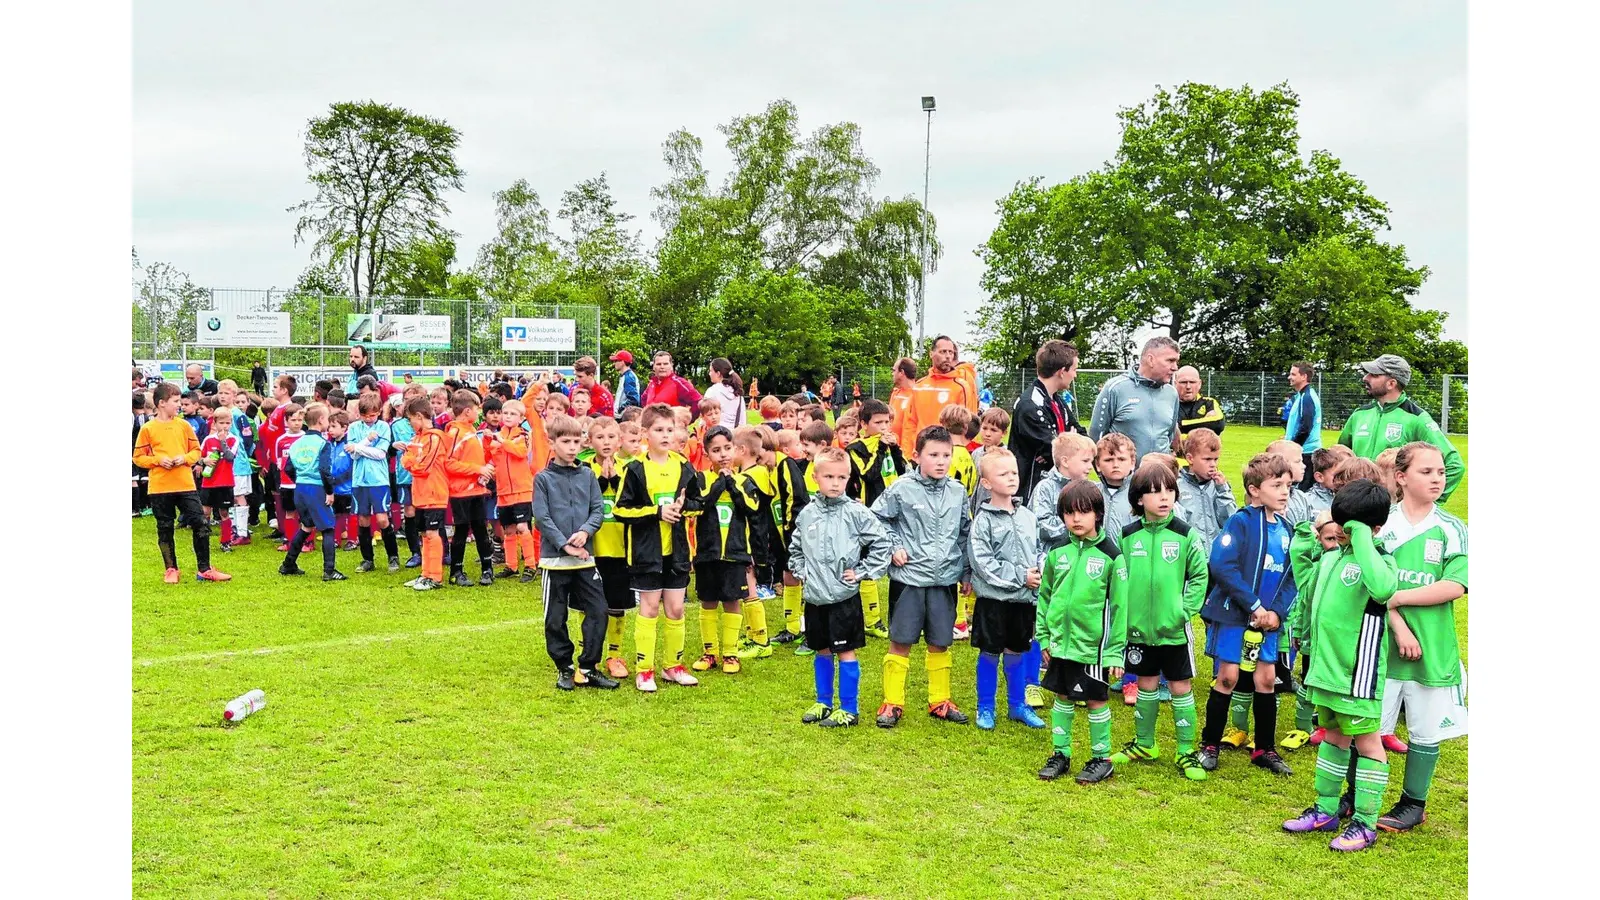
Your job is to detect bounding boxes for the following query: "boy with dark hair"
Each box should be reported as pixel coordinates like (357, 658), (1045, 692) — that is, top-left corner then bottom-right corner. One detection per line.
(584, 416), (634, 679)
(534, 414), (617, 691)
(401, 398), (450, 590)
(775, 420), (831, 652)
(346, 393), (401, 572)
(846, 397), (907, 640)
(1035, 479), (1126, 784)
(182, 391), (209, 442)
(326, 411), (356, 549)
(1282, 479), (1397, 852)
(444, 389), (496, 587)
(967, 448), (1046, 732)
(731, 426), (778, 656)
(872, 425), (972, 728)
(791, 447), (893, 728)
(278, 403), (347, 581)
(1197, 453), (1299, 776)
(136, 383), (230, 583)
(1110, 461), (1211, 780)
(690, 426), (761, 676)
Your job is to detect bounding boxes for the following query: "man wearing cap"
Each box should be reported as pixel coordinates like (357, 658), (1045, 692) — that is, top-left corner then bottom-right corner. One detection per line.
(1339, 353), (1465, 500)
(574, 356), (614, 418)
(1174, 365), (1226, 438)
(609, 350), (642, 417)
(1283, 361), (1322, 489)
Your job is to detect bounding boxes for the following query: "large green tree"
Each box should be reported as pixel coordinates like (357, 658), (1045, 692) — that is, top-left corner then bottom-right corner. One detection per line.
(290, 101), (465, 298)
(131, 248), (209, 358)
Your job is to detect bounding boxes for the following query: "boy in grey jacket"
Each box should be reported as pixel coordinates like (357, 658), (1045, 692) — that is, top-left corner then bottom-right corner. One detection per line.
(967, 448), (1048, 732)
(1029, 432), (1097, 552)
(532, 415), (614, 691)
(1174, 427), (1238, 559)
(870, 425), (973, 728)
(789, 447), (892, 728)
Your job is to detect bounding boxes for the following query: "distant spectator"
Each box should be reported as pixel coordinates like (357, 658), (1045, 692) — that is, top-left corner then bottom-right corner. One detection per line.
(1175, 366), (1226, 437)
(1282, 360), (1322, 489)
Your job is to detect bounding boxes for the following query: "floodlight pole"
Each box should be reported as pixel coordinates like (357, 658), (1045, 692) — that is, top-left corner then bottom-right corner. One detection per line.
(918, 97), (935, 351)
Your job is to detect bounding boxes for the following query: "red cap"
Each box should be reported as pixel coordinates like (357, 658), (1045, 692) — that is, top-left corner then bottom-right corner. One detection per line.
(608, 350), (634, 364)
(223, 709), (235, 720)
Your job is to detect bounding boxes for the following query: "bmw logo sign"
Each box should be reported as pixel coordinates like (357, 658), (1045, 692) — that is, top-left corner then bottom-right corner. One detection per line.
(207, 317), (223, 332)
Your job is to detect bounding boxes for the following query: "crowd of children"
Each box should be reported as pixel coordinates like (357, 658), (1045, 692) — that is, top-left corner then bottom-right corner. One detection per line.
(134, 367), (1468, 853)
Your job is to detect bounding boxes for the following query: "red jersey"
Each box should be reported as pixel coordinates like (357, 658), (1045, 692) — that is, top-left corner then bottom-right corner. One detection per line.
(199, 433), (241, 489)
(276, 432), (304, 474)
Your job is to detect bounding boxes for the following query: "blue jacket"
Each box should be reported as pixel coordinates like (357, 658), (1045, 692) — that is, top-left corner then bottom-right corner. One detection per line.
(1200, 505), (1298, 628)
(328, 437), (354, 496)
(1283, 386), (1322, 452)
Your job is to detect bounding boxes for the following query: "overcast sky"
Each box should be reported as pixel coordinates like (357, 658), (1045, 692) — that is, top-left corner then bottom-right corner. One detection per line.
(133, 0), (1466, 346)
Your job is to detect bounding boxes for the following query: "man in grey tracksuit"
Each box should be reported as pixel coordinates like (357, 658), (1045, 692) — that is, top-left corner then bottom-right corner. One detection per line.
(532, 451), (612, 690)
(1090, 337), (1182, 465)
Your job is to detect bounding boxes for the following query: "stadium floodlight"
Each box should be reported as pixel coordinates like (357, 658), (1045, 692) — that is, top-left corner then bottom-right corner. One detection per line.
(921, 95), (936, 111)
(917, 96), (936, 348)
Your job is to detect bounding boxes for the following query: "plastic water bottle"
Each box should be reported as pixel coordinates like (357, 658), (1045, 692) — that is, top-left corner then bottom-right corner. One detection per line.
(223, 689), (266, 722)
(1240, 630), (1264, 674)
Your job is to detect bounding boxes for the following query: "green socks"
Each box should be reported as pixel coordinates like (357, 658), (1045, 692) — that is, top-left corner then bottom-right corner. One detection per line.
(1295, 691), (1316, 732)
(1087, 706), (1113, 759)
(1051, 700), (1076, 755)
(1353, 755), (1391, 828)
(1171, 691), (1198, 754)
(1134, 689), (1160, 750)
(1230, 687), (1253, 730)
(1402, 741), (1440, 803)
(1313, 741), (1351, 816)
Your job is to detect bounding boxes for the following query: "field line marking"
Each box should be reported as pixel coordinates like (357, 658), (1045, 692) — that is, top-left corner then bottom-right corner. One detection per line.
(134, 617), (544, 667)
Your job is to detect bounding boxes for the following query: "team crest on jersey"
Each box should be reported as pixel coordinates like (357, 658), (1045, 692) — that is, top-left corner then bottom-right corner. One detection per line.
(1340, 562), (1362, 586)
(1126, 647), (1143, 665)
(602, 498), (616, 522)
(1424, 539), (1444, 565)
(937, 390), (950, 404)
(1385, 422), (1403, 443)
(1085, 557), (1105, 578)
(716, 502), (733, 527)
(1161, 541), (1179, 563)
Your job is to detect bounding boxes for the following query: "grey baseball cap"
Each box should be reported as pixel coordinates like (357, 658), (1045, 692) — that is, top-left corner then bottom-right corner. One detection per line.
(1358, 354), (1411, 387)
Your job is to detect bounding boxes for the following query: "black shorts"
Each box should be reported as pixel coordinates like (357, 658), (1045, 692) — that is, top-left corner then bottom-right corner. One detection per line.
(773, 532), (792, 574)
(887, 578), (906, 621)
(278, 486), (296, 511)
(804, 599), (867, 654)
(971, 595), (1036, 655)
(498, 501), (533, 527)
(200, 486), (234, 511)
(150, 491), (207, 529)
(1041, 658), (1111, 702)
(1124, 640), (1196, 681)
(332, 494), (354, 515)
(596, 557), (635, 611)
(695, 560), (748, 605)
(415, 506), (447, 532)
(632, 567), (690, 593)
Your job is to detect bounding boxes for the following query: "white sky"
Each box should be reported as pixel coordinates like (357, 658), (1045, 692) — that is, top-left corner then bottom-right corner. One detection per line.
(133, 0), (1466, 346)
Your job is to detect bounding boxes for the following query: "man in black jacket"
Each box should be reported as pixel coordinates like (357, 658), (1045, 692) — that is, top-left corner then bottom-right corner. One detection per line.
(349, 345), (379, 391)
(1008, 339), (1086, 500)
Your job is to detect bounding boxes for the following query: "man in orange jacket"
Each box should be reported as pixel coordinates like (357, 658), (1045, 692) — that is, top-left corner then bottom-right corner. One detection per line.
(901, 335), (979, 459)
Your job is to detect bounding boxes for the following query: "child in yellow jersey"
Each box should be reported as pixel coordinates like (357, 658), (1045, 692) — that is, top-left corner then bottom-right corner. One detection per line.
(940, 404), (979, 641)
(614, 403), (704, 692)
(733, 426), (778, 658)
(845, 398), (906, 640)
(584, 416), (634, 680)
(690, 426), (762, 675)
(777, 421), (832, 653)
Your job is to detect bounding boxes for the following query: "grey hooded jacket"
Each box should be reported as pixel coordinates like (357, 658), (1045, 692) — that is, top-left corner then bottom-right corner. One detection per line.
(871, 469), (972, 587)
(788, 494), (892, 606)
(968, 502), (1042, 603)
(1029, 468), (1073, 550)
(1090, 363), (1180, 464)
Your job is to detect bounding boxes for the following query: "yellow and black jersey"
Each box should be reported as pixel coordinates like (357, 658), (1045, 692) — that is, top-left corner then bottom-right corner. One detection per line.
(586, 456), (628, 559)
(693, 469), (761, 563)
(742, 464), (778, 566)
(614, 453), (702, 575)
(776, 453), (820, 541)
(846, 433), (906, 507)
(949, 445), (977, 498)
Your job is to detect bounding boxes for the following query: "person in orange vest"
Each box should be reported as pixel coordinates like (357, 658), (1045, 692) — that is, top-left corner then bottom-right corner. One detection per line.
(901, 336), (980, 458)
(889, 357), (918, 450)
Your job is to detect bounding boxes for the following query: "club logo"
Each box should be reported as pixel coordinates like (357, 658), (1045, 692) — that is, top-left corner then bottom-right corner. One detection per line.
(717, 502), (733, 527)
(1424, 539), (1444, 565)
(937, 390), (949, 403)
(1161, 541), (1179, 563)
(602, 498), (616, 522)
(1340, 562), (1362, 586)
(1385, 422), (1403, 443)
(1129, 540), (1147, 557)
(1085, 557), (1105, 578)
(1126, 647), (1144, 665)
(1220, 533), (1232, 548)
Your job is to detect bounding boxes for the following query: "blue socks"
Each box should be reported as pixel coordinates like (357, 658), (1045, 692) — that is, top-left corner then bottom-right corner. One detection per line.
(1003, 652), (1028, 709)
(814, 654), (835, 707)
(838, 659), (860, 716)
(976, 652), (1001, 713)
(1026, 640), (1043, 686)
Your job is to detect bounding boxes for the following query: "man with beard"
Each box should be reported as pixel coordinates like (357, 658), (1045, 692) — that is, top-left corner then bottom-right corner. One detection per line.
(1090, 336), (1181, 465)
(1339, 354), (1464, 501)
(902, 336), (980, 456)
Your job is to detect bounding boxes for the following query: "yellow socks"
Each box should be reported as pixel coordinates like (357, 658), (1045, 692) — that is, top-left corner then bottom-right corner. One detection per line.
(927, 649), (952, 706)
(700, 606), (722, 656)
(635, 615), (659, 673)
(957, 589), (973, 627)
(605, 614), (625, 659)
(746, 598), (768, 645)
(783, 582), (802, 632)
(861, 577), (881, 626)
(720, 610), (743, 658)
(663, 616), (686, 668)
(883, 652), (910, 707)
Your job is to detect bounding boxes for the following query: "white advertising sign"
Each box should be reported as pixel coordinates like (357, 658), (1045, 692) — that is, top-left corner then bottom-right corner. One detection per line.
(194, 311), (291, 347)
(500, 317), (576, 351)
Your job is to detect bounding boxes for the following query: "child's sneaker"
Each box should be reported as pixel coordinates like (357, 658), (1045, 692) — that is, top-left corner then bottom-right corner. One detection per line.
(1377, 798), (1427, 833)
(323, 570), (348, 582)
(755, 584), (777, 600)
(951, 622), (971, 641)
(928, 700), (969, 725)
(404, 555), (422, 569)
(411, 577), (441, 591)
(497, 567), (518, 579)
(556, 668), (576, 691)
(1121, 682), (1138, 705)
(604, 657), (630, 680)
(1156, 682), (1172, 701)
(1038, 751), (1071, 781)
(216, 541), (232, 554)
(232, 535), (253, 546)
(162, 568), (180, 584)
(520, 569), (537, 583)
(387, 558), (401, 573)
(1381, 733), (1409, 754)
(1221, 725), (1251, 749)
(875, 703), (903, 729)
(819, 708), (858, 728)
(691, 654), (718, 673)
(1329, 822), (1379, 852)
(1007, 705), (1046, 729)
(195, 568), (233, 583)
(661, 665), (699, 687)
(574, 668), (619, 690)
(340, 540), (359, 552)
(1308, 726), (1327, 746)
(772, 629), (798, 644)
(720, 656), (741, 675)
(1075, 758), (1115, 785)
(736, 641), (772, 660)
(975, 706), (997, 731)
(357, 560), (376, 573)
(1281, 729), (1312, 751)
(802, 702), (832, 724)
(1196, 744), (1221, 771)
(1282, 808), (1341, 833)
(1110, 740), (1158, 764)
(794, 640), (816, 657)
(1024, 684), (1047, 708)
(278, 563), (305, 576)
(1175, 751), (1209, 781)
(866, 621), (890, 640)
(635, 670), (658, 693)
(1251, 749), (1293, 776)
(450, 572), (473, 587)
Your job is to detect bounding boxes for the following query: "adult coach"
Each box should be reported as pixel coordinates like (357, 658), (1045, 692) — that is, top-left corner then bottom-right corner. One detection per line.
(1090, 336), (1181, 464)
(609, 350), (642, 416)
(1009, 339), (1085, 500)
(1339, 354), (1465, 501)
(889, 357), (917, 449)
(903, 335), (980, 451)
(643, 351), (703, 409)
(1175, 366), (1225, 437)
(184, 364), (218, 396)
(574, 356), (615, 418)
(1283, 361), (1322, 489)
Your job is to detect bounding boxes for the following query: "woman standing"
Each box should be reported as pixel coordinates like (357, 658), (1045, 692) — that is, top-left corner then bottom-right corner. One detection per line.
(705, 358), (745, 430)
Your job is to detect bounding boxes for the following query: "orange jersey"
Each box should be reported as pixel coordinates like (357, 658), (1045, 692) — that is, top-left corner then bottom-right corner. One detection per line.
(402, 427), (451, 509)
(133, 417), (202, 494)
(443, 420), (489, 497)
(889, 385), (915, 450)
(904, 369), (975, 451)
(490, 425), (535, 505)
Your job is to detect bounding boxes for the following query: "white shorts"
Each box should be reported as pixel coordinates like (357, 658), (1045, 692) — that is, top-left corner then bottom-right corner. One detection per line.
(233, 470), (252, 498)
(1381, 667), (1468, 744)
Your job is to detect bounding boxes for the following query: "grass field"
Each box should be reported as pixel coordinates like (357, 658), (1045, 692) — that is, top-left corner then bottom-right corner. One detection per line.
(132, 424), (1467, 897)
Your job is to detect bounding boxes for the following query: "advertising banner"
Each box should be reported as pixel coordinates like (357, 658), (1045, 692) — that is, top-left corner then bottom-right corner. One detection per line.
(136, 360), (213, 385)
(346, 313), (452, 350)
(194, 311), (291, 346)
(500, 317), (576, 352)
(455, 366), (574, 387)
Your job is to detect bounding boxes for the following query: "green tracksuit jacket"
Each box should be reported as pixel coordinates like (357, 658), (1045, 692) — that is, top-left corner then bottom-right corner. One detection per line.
(1036, 530), (1128, 668)
(1338, 393), (1465, 501)
(1118, 514), (1209, 647)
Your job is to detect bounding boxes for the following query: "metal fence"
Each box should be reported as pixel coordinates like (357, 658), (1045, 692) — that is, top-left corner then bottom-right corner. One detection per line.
(132, 289), (601, 384)
(835, 367), (1468, 434)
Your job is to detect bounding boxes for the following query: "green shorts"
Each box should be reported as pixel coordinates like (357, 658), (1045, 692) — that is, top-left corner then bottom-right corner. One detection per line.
(1305, 684), (1382, 736)
(1316, 705), (1380, 737)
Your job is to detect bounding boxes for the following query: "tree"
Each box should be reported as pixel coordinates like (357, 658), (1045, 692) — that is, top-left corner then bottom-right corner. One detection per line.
(131, 248), (209, 358)
(290, 101), (465, 298)
(474, 179), (565, 309)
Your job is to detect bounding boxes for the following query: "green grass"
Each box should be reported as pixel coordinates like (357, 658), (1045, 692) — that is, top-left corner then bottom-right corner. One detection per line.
(133, 424), (1467, 897)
